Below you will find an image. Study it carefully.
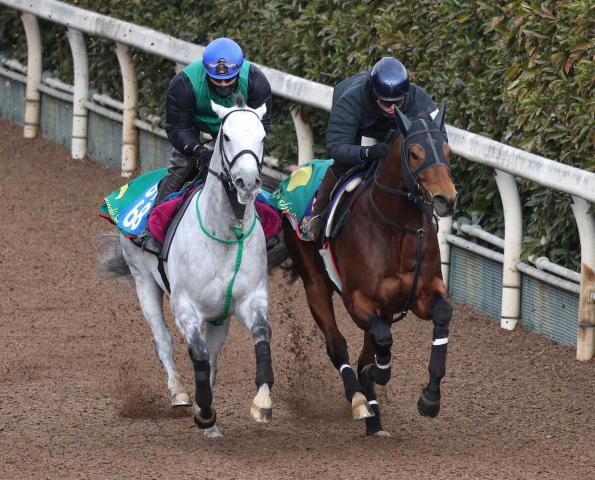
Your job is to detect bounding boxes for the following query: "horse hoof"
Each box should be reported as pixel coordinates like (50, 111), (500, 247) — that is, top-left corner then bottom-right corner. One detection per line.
(203, 425), (223, 438)
(369, 430), (390, 437)
(352, 392), (374, 420)
(251, 384), (272, 423)
(250, 405), (273, 423)
(171, 392), (191, 408)
(193, 405), (217, 429)
(417, 392), (440, 418)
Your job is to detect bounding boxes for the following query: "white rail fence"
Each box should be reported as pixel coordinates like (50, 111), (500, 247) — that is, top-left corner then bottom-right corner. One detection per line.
(0, 0), (593, 360)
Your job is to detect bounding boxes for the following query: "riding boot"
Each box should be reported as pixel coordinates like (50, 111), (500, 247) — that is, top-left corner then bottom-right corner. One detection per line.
(304, 168), (337, 242)
(136, 151), (198, 254)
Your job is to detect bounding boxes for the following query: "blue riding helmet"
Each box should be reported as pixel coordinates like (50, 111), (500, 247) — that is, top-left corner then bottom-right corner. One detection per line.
(370, 57), (410, 106)
(202, 37), (244, 80)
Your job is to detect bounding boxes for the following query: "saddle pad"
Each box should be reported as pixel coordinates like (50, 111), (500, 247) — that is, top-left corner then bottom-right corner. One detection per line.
(269, 159), (334, 230)
(98, 168), (282, 241)
(97, 168), (168, 236)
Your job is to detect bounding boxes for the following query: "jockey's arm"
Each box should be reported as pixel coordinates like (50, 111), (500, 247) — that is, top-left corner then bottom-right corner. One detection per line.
(165, 72), (203, 156)
(246, 65), (272, 134)
(326, 95), (367, 168)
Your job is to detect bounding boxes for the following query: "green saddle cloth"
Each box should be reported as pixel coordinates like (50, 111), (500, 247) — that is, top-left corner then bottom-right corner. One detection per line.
(268, 159), (333, 228)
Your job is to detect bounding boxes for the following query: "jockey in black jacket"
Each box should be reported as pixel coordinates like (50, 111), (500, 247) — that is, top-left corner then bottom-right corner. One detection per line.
(138, 37), (272, 254)
(304, 57), (444, 241)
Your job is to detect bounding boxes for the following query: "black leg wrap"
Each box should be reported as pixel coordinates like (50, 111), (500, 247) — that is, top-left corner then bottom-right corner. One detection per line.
(192, 359), (212, 410)
(370, 352), (392, 386)
(369, 315), (393, 359)
(255, 341), (274, 389)
(366, 401), (383, 436)
(340, 367), (363, 402)
(357, 365), (383, 435)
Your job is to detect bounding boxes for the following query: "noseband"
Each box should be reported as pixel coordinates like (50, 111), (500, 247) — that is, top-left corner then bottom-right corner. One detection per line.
(368, 117), (451, 323)
(371, 118), (451, 228)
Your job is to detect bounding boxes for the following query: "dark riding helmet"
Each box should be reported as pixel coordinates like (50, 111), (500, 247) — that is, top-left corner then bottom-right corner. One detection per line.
(370, 57), (410, 107)
(202, 37), (244, 80)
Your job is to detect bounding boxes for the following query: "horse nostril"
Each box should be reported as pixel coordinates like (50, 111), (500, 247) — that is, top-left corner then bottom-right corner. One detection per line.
(234, 178), (245, 189)
(255, 178), (262, 190)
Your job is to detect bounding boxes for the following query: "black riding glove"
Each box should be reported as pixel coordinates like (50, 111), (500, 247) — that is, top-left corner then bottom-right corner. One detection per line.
(363, 143), (389, 162)
(191, 145), (213, 167)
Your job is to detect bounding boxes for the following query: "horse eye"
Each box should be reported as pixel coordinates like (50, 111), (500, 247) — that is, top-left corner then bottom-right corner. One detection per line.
(411, 152), (419, 161)
(223, 134), (230, 142)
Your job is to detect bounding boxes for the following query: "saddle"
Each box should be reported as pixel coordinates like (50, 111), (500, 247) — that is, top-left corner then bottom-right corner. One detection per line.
(320, 164), (372, 242)
(147, 183), (282, 261)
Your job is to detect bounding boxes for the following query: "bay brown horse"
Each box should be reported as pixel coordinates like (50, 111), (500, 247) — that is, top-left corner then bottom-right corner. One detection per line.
(283, 106), (457, 436)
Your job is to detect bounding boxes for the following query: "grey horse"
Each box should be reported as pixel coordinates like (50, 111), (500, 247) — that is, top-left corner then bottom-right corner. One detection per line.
(99, 100), (272, 438)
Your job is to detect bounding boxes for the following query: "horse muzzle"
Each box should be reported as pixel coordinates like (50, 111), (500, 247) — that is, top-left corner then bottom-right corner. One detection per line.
(234, 177), (262, 205)
(434, 195), (456, 217)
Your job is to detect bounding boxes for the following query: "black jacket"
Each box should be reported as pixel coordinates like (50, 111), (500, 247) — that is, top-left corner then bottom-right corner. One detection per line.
(165, 64), (272, 156)
(326, 71), (441, 171)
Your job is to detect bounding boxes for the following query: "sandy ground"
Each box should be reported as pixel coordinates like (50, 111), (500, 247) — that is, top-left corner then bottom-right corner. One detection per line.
(0, 118), (593, 480)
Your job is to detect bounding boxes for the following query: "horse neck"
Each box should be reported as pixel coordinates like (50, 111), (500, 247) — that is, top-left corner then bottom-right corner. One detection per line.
(376, 135), (408, 193)
(199, 146), (255, 236)
(371, 136), (423, 226)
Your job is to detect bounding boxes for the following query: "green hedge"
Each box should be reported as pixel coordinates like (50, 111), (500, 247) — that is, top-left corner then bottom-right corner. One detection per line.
(0, 0), (592, 269)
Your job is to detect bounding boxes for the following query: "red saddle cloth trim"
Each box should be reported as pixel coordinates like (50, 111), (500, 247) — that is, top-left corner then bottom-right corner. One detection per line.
(148, 191), (282, 244)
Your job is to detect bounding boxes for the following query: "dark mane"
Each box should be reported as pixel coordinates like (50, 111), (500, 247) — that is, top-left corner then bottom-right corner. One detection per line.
(235, 95), (245, 108)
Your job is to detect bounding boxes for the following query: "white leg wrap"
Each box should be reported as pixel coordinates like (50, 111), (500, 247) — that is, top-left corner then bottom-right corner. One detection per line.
(368, 399), (378, 406)
(432, 337), (448, 346)
(339, 363), (352, 374)
(374, 355), (391, 370)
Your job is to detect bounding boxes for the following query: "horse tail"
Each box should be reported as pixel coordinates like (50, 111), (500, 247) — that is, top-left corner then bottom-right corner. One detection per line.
(96, 231), (131, 279)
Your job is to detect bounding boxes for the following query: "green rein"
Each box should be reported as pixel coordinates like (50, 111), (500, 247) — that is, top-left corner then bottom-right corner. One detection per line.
(195, 189), (258, 326)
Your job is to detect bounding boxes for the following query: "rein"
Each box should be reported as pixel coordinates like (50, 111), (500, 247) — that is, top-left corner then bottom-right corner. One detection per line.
(196, 177), (259, 327)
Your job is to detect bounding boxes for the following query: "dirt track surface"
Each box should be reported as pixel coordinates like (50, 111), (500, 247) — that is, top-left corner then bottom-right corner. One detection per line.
(0, 118), (593, 479)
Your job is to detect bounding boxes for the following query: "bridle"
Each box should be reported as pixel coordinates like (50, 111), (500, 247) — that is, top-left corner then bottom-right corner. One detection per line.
(368, 115), (452, 322)
(370, 117), (451, 230)
(208, 108), (264, 220)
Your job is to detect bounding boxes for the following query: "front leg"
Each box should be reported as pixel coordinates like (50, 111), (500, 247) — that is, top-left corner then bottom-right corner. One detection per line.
(236, 295), (274, 423)
(417, 292), (452, 418)
(173, 302), (218, 434)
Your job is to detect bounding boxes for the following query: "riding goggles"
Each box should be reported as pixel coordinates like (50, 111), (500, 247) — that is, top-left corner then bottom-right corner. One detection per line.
(377, 95), (407, 109)
(205, 60), (241, 78)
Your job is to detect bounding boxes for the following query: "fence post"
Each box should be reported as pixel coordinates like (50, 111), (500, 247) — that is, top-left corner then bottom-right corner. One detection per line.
(571, 196), (595, 361)
(495, 170), (523, 330)
(438, 217), (453, 287)
(114, 42), (138, 177)
(290, 105), (314, 166)
(20, 13), (41, 139)
(66, 29), (89, 160)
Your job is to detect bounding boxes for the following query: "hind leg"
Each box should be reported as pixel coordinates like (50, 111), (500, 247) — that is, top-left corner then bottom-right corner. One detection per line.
(236, 293), (274, 424)
(128, 264), (190, 407)
(285, 226), (372, 421)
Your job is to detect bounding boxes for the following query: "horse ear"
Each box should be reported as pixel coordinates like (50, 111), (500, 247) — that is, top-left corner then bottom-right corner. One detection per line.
(432, 102), (447, 130)
(210, 100), (234, 119)
(252, 103), (267, 120)
(394, 107), (412, 136)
